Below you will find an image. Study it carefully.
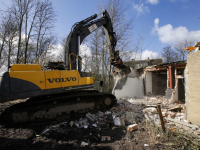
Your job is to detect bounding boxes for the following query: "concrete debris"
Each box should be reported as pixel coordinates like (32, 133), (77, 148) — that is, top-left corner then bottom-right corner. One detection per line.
(92, 124), (97, 127)
(86, 113), (96, 122)
(51, 124), (60, 130)
(166, 118), (198, 130)
(84, 125), (88, 129)
(132, 96), (200, 134)
(167, 111), (176, 118)
(57, 140), (62, 145)
(162, 111), (167, 117)
(77, 118), (89, 128)
(194, 130), (200, 135)
(127, 98), (135, 103)
(101, 136), (111, 141)
(127, 124), (138, 131)
(143, 107), (157, 114)
(168, 105), (182, 112)
(41, 121), (69, 135)
(81, 141), (88, 147)
(104, 114), (113, 123)
(105, 111), (111, 115)
(41, 128), (50, 135)
(183, 120), (191, 124)
(70, 121), (74, 127)
(97, 111), (104, 117)
(125, 111), (143, 123)
(114, 117), (121, 126)
(165, 123), (176, 128)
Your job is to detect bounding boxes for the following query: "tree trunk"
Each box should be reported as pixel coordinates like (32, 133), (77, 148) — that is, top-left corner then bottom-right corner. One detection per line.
(8, 38), (12, 71)
(16, 20), (23, 64)
(0, 36), (6, 63)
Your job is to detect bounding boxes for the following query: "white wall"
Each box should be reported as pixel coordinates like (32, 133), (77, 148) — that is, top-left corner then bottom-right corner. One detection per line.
(145, 72), (152, 94)
(114, 77), (143, 99)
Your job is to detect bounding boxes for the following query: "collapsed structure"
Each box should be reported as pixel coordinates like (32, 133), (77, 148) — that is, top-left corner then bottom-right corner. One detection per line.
(113, 43), (200, 126)
(114, 59), (186, 102)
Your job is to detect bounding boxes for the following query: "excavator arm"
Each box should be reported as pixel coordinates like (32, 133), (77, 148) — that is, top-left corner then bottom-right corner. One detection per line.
(64, 10), (130, 78)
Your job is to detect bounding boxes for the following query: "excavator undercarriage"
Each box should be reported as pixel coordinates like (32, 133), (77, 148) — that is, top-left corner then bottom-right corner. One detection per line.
(1, 90), (116, 125)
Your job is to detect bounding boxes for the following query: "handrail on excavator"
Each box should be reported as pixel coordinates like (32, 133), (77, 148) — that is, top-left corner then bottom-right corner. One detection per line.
(69, 53), (95, 80)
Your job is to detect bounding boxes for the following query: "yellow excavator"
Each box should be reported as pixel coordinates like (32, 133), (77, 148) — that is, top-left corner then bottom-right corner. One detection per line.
(0, 10), (131, 124)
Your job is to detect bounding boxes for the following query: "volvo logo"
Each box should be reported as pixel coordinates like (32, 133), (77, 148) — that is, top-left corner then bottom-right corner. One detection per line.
(47, 77), (77, 83)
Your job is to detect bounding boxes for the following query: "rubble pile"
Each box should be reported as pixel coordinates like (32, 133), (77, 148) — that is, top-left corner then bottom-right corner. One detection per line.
(126, 96), (185, 107)
(37, 98), (200, 148)
(39, 99), (146, 147)
(143, 105), (200, 137)
(119, 97), (200, 137)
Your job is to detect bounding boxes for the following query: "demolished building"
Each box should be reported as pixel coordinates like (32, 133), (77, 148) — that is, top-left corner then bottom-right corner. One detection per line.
(143, 61), (186, 103)
(114, 59), (186, 104)
(114, 43), (200, 127)
(113, 59), (163, 99)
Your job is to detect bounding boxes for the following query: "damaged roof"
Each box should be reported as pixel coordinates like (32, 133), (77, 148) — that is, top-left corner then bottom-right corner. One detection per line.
(136, 60), (187, 71)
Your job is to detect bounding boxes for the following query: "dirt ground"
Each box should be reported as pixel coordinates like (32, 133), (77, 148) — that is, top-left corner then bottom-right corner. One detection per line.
(0, 99), (199, 150)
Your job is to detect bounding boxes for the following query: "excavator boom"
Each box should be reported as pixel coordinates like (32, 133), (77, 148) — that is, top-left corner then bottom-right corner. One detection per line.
(64, 10), (130, 77)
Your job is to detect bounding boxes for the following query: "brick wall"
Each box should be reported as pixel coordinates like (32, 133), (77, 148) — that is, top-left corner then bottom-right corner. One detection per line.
(186, 50), (200, 126)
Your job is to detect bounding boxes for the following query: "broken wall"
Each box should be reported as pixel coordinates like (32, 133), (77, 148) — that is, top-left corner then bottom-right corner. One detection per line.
(114, 77), (143, 99)
(184, 66), (189, 119)
(145, 72), (152, 95)
(186, 50), (200, 126)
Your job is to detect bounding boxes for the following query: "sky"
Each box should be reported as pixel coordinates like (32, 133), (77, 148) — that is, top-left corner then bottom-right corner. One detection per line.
(0, 0), (200, 60)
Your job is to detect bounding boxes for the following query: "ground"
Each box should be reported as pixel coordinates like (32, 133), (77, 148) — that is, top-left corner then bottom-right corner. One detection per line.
(0, 99), (199, 150)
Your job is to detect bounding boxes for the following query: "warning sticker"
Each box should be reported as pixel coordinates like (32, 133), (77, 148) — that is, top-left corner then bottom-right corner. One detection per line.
(88, 24), (98, 32)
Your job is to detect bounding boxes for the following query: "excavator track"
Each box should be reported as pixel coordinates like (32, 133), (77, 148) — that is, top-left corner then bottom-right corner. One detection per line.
(0, 90), (116, 126)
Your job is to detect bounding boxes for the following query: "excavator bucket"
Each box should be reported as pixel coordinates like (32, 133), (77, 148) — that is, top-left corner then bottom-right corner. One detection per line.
(112, 65), (131, 79)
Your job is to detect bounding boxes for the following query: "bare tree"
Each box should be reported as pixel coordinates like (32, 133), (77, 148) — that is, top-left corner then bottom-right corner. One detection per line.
(174, 39), (192, 61)
(133, 24), (150, 61)
(0, 16), (9, 66)
(2, 13), (18, 70)
(0, 0), (57, 67)
(97, 0), (134, 81)
(24, 0), (40, 63)
(10, 0), (33, 63)
(90, 29), (102, 77)
(34, 0), (57, 63)
(162, 46), (178, 63)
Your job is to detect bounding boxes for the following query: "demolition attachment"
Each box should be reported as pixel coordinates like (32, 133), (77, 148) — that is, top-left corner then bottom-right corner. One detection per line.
(111, 51), (131, 78)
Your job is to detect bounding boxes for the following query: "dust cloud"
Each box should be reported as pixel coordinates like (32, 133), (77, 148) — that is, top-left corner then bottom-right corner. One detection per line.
(112, 75), (120, 95)
(112, 68), (143, 98)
